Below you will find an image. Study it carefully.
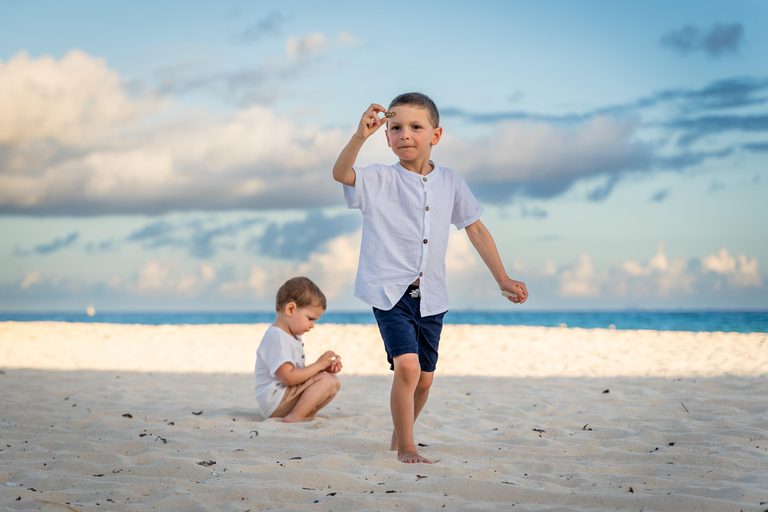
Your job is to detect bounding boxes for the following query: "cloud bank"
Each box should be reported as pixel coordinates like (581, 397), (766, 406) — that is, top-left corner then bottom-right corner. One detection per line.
(0, 51), (161, 147)
(441, 116), (652, 200)
(0, 53), (349, 215)
(5, 236), (764, 311)
(1, 51), (766, 216)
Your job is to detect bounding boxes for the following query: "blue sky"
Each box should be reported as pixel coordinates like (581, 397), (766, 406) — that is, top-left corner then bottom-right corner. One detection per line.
(1, 0), (766, 312)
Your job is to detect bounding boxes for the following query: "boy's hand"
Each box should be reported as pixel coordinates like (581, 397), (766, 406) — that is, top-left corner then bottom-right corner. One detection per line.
(356, 104), (389, 140)
(332, 103), (388, 186)
(327, 358), (343, 374)
(501, 279), (528, 304)
(316, 350), (341, 370)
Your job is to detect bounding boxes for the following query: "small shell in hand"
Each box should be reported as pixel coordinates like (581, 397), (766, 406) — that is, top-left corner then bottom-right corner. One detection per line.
(502, 290), (518, 299)
(384, 111), (397, 118)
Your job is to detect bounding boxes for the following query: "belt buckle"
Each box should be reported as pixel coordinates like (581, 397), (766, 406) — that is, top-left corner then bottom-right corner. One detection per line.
(409, 287), (420, 299)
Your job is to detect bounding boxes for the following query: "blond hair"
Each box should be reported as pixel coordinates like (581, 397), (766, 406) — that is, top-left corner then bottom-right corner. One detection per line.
(275, 276), (327, 311)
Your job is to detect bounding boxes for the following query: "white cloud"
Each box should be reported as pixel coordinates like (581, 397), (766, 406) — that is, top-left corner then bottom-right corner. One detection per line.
(104, 259), (221, 297)
(549, 244), (763, 302)
(540, 260), (557, 276)
(618, 243), (696, 297)
(656, 256), (695, 297)
(702, 247), (735, 274)
(436, 238), (759, 307)
(297, 230), (361, 299)
(703, 248), (762, 287)
(136, 260), (173, 291)
(446, 231), (477, 272)
(0, 51), (162, 146)
(0, 49), (657, 216)
(247, 265), (270, 297)
(559, 253), (603, 297)
(219, 280), (247, 298)
(440, 115), (650, 197)
(286, 32), (326, 59)
(200, 264), (216, 283)
(0, 102), (347, 213)
(5, 236), (765, 311)
(621, 260), (651, 276)
(217, 264), (271, 299)
(217, 230), (361, 302)
(337, 31), (363, 48)
(170, 263), (220, 296)
(19, 271), (41, 290)
(176, 273), (199, 293)
(648, 244), (671, 272)
(82, 150), (178, 197)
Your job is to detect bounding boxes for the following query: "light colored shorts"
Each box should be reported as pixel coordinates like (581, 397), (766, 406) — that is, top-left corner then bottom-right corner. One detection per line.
(269, 377), (314, 418)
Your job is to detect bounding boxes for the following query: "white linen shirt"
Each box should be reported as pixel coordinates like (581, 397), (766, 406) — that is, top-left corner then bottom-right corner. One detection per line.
(254, 325), (306, 418)
(344, 162), (484, 317)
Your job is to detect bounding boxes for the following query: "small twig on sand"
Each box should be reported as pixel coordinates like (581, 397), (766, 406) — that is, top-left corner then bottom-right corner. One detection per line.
(681, 402), (689, 413)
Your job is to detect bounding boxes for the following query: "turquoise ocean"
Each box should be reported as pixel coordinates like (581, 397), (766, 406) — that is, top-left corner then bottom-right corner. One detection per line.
(2, 310), (766, 333)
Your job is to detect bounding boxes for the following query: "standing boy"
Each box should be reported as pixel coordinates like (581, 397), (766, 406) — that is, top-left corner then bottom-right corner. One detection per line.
(254, 276), (342, 423)
(332, 92), (528, 464)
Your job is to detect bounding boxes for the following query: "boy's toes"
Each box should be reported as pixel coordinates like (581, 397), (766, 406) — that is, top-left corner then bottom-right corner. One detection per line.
(398, 451), (432, 464)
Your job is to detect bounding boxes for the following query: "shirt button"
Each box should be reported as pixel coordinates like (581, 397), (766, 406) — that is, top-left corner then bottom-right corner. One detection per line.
(423, 239), (428, 244)
(419, 272), (423, 277)
(422, 177), (427, 182)
(301, 355), (305, 359)
(425, 206), (430, 211)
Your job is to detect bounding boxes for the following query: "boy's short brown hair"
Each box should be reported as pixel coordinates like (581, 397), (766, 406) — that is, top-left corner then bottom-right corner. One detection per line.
(389, 92), (440, 128)
(276, 276), (327, 312)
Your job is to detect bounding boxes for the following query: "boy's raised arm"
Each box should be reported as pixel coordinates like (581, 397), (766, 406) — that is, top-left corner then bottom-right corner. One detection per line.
(332, 104), (389, 187)
(465, 219), (528, 304)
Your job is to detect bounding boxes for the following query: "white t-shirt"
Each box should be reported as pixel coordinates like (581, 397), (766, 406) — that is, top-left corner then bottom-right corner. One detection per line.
(254, 325), (306, 418)
(344, 162), (483, 317)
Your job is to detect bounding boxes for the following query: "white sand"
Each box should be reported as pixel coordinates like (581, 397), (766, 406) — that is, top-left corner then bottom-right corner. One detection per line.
(1, 321), (767, 511)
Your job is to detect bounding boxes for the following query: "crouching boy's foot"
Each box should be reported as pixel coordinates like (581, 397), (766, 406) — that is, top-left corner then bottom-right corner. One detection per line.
(282, 414), (313, 423)
(279, 373), (341, 423)
(398, 451), (432, 464)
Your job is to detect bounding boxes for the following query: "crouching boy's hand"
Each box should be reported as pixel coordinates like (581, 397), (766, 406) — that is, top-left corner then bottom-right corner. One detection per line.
(317, 350), (342, 373)
(327, 358), (343, 374)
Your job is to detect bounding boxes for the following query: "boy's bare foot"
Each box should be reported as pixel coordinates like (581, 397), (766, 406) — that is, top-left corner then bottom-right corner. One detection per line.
(282, 415), (308, 423)
(398, 451), (432, 464)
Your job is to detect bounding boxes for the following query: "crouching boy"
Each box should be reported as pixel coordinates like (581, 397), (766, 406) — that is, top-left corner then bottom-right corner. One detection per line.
(254, 276), (342, 422)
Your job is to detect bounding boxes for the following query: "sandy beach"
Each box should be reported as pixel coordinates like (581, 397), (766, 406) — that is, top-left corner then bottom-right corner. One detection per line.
(1, 321), (767, 511)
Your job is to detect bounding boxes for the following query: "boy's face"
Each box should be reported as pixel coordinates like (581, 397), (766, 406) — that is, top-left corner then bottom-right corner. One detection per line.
(285, 303), (325, 336)
(385, 105), (442, 163)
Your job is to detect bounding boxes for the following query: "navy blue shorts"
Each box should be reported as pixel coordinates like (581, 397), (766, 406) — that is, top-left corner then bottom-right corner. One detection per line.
(373, 286), (446, 372)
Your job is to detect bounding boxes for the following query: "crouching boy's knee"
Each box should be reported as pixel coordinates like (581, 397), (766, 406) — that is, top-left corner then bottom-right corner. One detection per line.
(316, 371), (341, 397)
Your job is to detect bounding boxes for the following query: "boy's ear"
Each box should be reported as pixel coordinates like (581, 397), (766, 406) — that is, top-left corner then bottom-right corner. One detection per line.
(385, 129), (391, 147)
(430, 126), (443, 146)
(284, 302), (297, 316)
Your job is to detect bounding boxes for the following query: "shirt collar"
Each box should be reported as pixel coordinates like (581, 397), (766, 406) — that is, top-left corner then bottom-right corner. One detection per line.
(394, 161), (438, 180)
